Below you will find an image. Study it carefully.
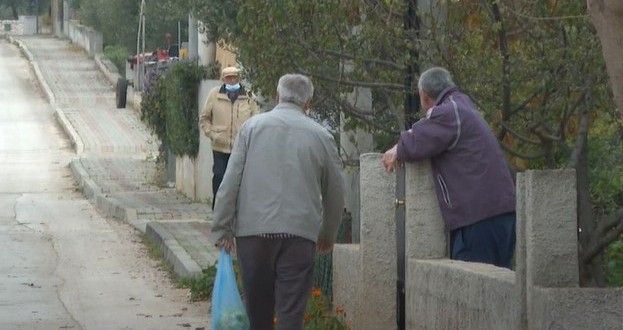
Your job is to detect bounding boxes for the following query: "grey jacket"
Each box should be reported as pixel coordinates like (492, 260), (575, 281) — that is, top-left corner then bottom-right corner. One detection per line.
(211, 102), (345, 244)
(397, 87), (516, 231)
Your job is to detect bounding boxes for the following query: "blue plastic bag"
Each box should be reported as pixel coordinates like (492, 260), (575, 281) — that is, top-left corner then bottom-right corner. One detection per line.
(211, 249), (249, 330)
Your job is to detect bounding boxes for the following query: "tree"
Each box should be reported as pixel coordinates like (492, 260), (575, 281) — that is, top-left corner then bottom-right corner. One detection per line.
(0, 0), (26, 19)
(75, 0), (190, 52)
(587, 0), (623, 120)
(193, 0), (623, 286)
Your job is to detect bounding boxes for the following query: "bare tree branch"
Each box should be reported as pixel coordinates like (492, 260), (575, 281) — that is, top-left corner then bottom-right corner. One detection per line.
(332, 95), (400, 134)
(567, 75), (595, 168)
(499, 142), (546, 159)
(379, 90), (404, 129)
(567, 108), (591, 169)
(314, 75), (405, 90)
(498, 122), (542, 145)
(320, 49), (404, 70)
(583, 206), (623, 264)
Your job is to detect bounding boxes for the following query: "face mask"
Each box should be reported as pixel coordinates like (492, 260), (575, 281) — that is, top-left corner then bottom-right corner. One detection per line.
(225, 83), (241, 92)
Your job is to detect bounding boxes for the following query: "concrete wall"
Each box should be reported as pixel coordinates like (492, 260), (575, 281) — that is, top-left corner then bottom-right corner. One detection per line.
(66, 20), (102, 57)
(333, 153), (397, 330)
(332, 244), (361, 326)
(407, 259), (516, 330)
(19, 16), (37, 35)
(333, 160), (623, 329)
(529, 287), (623, 329)
(0, 20), (22, 35)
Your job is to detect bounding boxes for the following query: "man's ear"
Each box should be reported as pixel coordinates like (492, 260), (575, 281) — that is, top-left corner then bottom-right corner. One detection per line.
(275, 92), (280, 103)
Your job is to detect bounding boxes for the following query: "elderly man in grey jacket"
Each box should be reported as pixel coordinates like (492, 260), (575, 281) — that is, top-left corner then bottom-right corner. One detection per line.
(212, 73), (345, 330)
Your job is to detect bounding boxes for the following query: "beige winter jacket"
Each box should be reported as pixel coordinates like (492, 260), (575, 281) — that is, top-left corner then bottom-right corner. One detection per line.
(199, 85), (258, 153)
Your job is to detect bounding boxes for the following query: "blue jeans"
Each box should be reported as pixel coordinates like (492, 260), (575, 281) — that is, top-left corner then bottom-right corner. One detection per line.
(212, 151), (230, 209)
(450, 212), (516, 269)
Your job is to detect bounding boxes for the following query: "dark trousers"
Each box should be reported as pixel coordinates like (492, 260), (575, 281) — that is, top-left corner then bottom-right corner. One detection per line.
(212, 151), (230, 209)
(450, 212), (516, 269)
(236, 236), (316, 330)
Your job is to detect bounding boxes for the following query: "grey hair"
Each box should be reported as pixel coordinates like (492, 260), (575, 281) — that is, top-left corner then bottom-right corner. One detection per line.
(417, 67), (455, 99)
(277, 74), (314, 106)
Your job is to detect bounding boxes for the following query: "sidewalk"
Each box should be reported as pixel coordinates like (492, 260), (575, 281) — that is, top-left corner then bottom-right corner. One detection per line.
(9, 35), (218, 278)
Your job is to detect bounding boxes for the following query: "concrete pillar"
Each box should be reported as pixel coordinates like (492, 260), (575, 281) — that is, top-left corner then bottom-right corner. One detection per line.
(516, 170), (579, 330)
(198, 21), (216, 66)
(357, 153), (397, 330)
(63, 1), (69, 35)
(340, 87), (374, 242)
(403, 160), (446, 329)
(404, 160), (446, 260)
(188, 13), (198, 60)
(51, 0), (61, 37)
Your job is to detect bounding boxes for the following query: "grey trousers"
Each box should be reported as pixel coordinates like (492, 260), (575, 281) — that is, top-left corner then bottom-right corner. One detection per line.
(235, 236), (316, 330)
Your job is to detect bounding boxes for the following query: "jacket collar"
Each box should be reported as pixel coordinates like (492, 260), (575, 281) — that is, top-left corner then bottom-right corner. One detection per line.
(274, 101), (305, 113)
(435, 86), (459, 106)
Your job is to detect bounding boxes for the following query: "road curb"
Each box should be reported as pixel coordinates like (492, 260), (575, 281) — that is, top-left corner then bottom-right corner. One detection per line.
(54, 109), (85, 155)
(9, 36), (56, 105)
(70, 160), (138, 223)
(145, 222), (203, 279)
(10, 36), (86, 155)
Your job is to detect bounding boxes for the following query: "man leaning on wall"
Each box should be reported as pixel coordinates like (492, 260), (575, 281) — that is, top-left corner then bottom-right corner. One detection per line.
(199, 66), (258, 209)
(382, 66), (516, 269)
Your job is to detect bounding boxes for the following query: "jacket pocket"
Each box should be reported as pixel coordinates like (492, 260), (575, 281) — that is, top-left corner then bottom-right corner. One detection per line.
(211, 126), (229, 147)
(437, 174), (453, 208)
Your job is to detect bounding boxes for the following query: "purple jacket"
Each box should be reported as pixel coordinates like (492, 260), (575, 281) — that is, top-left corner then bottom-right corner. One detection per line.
(397, 87), (515, 231)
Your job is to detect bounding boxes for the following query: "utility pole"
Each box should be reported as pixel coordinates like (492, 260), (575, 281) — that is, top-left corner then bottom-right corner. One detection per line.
(35, 0), (39, 34)
(396, 1), (420, 330)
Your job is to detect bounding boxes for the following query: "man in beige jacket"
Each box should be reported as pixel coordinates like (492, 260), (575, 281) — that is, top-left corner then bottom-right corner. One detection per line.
(199, 66), (258, 209)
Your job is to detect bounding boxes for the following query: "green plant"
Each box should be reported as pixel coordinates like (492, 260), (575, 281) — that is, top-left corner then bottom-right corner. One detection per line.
(141, 61), (209, 159)
(606, 238), (623, 286)
(179, 266), (218, 301)
(179, 256), (244, 302)
(140, 234), (175, 279)
(103, 45), (129, 73)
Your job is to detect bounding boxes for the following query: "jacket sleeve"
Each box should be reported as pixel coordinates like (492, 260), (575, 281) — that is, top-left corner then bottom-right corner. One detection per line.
(199, 89), (216, 139)
(317, 134), (346, 244)
(210, 121), (250, 242)
(397, 106), (459, 161)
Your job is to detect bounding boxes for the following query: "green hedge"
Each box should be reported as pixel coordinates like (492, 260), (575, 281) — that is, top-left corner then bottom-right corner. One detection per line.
(141, 61), (209, 158)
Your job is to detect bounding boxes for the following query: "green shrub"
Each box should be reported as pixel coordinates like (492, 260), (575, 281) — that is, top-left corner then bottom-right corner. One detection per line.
(606, 238), (623, 286)
(141, 61), (209, 158)
(103, 45), (129, 74)
(179, 266), (218, 301)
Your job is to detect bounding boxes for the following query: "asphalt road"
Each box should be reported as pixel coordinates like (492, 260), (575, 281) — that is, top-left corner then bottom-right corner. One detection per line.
(0, 39), (209, 330)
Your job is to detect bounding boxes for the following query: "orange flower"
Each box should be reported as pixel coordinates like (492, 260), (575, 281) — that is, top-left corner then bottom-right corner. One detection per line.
(304, 313), (313, 322)
(335, 306), (345, 315)
(311, 288), (322, 298)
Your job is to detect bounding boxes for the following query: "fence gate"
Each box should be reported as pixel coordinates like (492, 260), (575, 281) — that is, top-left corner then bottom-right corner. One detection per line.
(395, 164), (406, 330)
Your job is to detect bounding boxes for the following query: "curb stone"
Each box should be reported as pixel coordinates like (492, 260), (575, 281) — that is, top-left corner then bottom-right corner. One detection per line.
(145, 222), (203, 279)
(9, 36), (86, 155)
